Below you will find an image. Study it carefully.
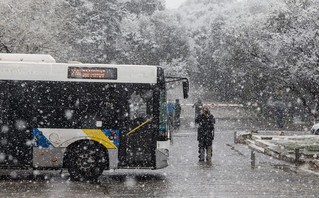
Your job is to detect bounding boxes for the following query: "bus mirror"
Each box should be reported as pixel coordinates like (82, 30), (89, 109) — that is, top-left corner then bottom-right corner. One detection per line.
(183, 81), (189, 99)
(165, 76), (189, 99)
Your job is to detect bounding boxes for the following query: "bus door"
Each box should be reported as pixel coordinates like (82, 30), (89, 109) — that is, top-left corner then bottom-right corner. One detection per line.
(119, 88), (156, 168)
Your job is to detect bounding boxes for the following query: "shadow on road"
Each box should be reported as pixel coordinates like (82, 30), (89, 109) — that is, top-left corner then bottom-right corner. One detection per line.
(100, 172), (166, 183)
(0, 170), (166, 184)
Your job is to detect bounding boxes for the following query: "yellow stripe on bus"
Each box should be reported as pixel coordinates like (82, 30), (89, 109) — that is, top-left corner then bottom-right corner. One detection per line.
(82, 129), (117, 149)
(126, 117), (153, 135)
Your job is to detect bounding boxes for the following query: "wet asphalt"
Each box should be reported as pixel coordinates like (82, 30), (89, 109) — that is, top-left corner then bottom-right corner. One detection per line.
(0, 107), (319, 198)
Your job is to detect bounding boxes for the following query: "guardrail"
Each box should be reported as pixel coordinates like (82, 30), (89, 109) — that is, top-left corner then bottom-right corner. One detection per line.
(181, 104), (244, 107)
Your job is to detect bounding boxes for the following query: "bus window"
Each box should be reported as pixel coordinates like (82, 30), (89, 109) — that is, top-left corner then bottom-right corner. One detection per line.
(69, 84), (119, 129)
(33, 82), (119, 129)
(0, 83), (5, 122)
(128, 89), (153, 125)
(129, 91), (147, 121)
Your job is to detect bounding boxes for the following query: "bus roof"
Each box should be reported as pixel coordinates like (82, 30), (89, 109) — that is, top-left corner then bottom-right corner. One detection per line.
(0, 53), (158, 84)
(0, 53), (56, 63)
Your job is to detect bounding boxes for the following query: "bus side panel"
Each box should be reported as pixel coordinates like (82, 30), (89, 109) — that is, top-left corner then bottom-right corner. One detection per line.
(33, 148), (65, 168)
(121, 127), (155, 168)
(0, 81), (33, 167)
(32, 128), (120, 168)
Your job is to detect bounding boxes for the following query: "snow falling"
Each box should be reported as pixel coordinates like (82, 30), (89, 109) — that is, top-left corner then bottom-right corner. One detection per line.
(0, 0), (319, 197)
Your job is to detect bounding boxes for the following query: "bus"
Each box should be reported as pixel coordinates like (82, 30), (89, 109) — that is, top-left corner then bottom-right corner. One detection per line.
(0, 53), (189, 180)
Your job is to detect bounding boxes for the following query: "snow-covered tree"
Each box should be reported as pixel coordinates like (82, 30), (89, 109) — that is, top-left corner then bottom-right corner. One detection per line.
(0, 0), (78, 62)
(180, 0), (319, 120)
(116, 10), (192, 77)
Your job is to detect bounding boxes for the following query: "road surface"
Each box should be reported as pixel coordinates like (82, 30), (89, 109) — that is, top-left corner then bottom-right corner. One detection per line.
(0, 107), (318, 197)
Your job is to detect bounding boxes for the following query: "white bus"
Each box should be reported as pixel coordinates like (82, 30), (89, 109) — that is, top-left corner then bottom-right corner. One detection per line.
(0, 53), (188, 180)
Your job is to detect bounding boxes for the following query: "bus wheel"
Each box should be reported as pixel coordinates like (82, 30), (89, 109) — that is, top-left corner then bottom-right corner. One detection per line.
(67, 141), (108, 181)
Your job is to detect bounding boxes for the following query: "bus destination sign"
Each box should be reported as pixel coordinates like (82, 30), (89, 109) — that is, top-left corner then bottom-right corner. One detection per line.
(68, 67), (117, 80)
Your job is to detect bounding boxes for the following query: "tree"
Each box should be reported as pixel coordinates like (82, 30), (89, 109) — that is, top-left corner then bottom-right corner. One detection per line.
(125, 0), (165, 16)
(116, 10), (192, 77)
(65, 0), (128, 63)
(0, 0), (77, 62)
(180, 0), (319, 121)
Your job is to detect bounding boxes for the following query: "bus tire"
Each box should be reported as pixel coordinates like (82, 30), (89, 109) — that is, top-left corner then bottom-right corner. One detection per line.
(66, 141), (108, 181)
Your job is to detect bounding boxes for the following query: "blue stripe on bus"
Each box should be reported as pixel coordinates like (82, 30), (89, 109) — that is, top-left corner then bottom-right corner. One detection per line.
(33, 128), (54, 148)
(101, 129), (119, 148)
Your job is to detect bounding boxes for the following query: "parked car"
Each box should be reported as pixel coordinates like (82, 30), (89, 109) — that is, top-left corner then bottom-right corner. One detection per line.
(310, 123), (319, 135)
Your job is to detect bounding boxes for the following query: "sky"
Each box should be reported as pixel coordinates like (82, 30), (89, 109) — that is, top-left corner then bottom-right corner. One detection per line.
(165, 0), (187, 9)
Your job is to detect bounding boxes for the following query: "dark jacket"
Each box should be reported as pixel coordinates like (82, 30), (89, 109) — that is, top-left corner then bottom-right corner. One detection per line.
(175, 103), (181, 117)
(195, 113), (215, 142)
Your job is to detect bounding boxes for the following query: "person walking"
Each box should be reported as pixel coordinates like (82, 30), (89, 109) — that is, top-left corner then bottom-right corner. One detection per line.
(193, 98), (203, 122)
(274, 100), (285, 129)
(174, 99), (181, 130)
(167, 99), (175, 130)
(195, 106), (215, 162)
(167, 100), (175, 144)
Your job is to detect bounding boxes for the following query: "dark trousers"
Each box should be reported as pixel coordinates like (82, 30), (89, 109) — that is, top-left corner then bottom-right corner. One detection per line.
(168, 113), (174, 127)
(198, 139), (212, 161)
